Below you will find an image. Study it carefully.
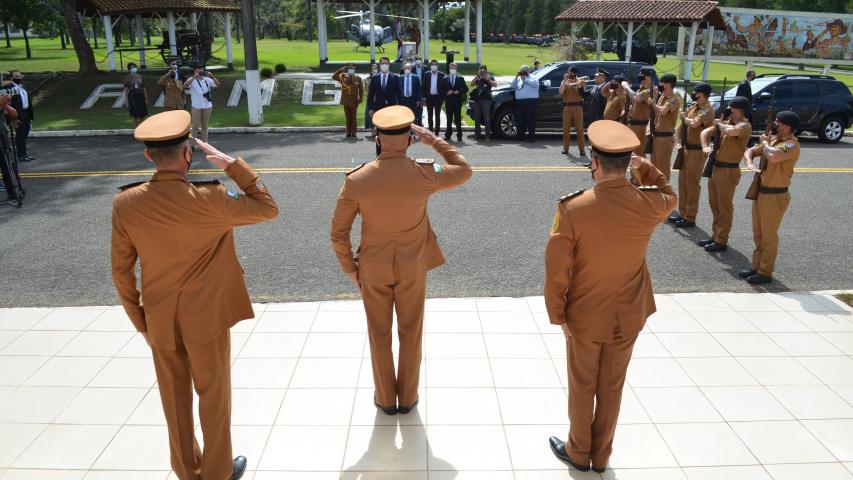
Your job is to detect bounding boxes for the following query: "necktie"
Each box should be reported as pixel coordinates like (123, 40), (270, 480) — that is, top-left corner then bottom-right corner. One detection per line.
(406, 77), (410, 97)
(382, 74), (386, 89)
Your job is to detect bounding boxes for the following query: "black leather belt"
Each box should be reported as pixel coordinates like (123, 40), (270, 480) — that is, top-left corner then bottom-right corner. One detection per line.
(629, 119), (649, 125)
(714, 161), (740, 168)
(653, 131), (674, 137)
(759, 186), (789, 194)
(563, 101), (583, 107)
(686, 144), (702, 150)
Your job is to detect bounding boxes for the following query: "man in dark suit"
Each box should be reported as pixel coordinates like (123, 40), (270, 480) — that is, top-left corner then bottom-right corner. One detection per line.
(367, 57), (403, 154)
(735, 69), (756, 127)
(399, 62), (423, 126)
(440, 62), (468, 142)
(7, 70), (34, 162)
(423, 59), (445, 135)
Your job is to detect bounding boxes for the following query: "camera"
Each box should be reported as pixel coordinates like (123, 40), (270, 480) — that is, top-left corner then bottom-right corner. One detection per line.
(202, 91), (212, 102)
(0, 86), (20, 97)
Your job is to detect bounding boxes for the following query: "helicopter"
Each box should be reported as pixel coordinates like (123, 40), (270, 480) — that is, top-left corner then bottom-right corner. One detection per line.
(334, 10), (427, 52)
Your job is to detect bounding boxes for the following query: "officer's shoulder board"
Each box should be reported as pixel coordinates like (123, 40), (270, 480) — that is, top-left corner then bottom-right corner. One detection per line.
(559, 189), (585, 203)
(638, 185), (660, 192)
(346, 163), (366, 176)
(413, 158), (435, 165)
(117, 181), (146, 191)
(191, 180), (221, 186)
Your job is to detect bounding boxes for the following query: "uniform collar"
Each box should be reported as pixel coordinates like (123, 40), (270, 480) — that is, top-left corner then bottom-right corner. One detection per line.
(151, 170), (188, 182)
(594, 176), (631, 188)
(376, 151), (407, 161)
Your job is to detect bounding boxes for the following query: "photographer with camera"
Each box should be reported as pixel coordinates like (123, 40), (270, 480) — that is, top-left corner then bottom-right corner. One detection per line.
(6, 70), (34, 163)
(470, 65), (497, 140)
(0, 89), (22, 202)
(158, 60), (187, 111)
(510, 64), (540, 143)
(123, 63), (149, 127)
(183, 63), (220, 143)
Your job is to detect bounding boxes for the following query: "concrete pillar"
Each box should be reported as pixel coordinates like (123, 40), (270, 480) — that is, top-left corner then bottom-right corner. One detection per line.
(190, 12), (198, 29)
(625, 21), (634, 63)
(676, 26), (685, 63)
(702, 26), (714, 81)
(369, 0), (376, 62)
(684, 21), (699, 82)
(822, 64), (831, 75)
(422, 0), (430, 62)
(317, 0), (328, 63)
(463, 0), (470, 61)
(135, 14), (146, 68)
(746, 59), (754, 71)
(167, 11), (177, 57)
(475, 0), (482, 64)
(103, 14), (116, 72)
(651, 23), (658, 57)
(596, 21), (603, 60)
(225, 13), (234, 69)
(241, 0), (263, 124)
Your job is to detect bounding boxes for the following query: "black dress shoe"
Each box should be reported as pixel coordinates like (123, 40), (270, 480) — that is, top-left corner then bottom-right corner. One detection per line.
(579, 150), (586, 157)
(674, 219), (696, 228)
(548, 436), (590, 472)
(374, 399), (398, 416)
(747, 273), (773, 284)
(25, 155), (36, 161)
(398, 399), (419, 414)
(696, 239), (715, 247)
(457, 136), (463, 141)
(581, 162), (592, 168)
(444, 136), (452, 141)
(738, 268), (757, 279)
(18, 157), (31, 163)
(231, 455), (247, 480)
(705, 242), (728, 252)
(592, 465), (607, 473)
(667, 214), (682, 224)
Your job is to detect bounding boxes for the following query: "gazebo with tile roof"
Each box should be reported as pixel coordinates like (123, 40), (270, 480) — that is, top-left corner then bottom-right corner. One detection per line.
(555, 0), (726, 82)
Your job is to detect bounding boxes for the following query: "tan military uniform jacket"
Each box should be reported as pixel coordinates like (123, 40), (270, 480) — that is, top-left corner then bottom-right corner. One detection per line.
(330, 139), (472, 284)
(748, 134), (800, 188)
(560, 81), (583, 104)
(654, 93), (680, 132)
(544, 161), (677, 342)
(158, 73), (186, 110)
(111, 159), (279, 349)
(333, 67), (364, 107)
(684, 103), (715, 145)
(603, 88), (626, 121)
(630, 85), (652, 121)
(716, 120), (752, 163)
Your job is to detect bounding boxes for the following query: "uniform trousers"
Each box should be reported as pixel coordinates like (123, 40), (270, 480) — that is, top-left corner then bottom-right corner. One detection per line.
(677, 149), (704, 222)
(426, 95), (443, 135)
(752, 191), (790, 277)
(343, 106), (358, 135)
(191, 107), (212, 143)
(566, 324), (638, 468)
(151, 329), (232, 480)
(708, 167), (741, 245)
(651, 136), (674, 182)
(562, 106), (585, 151)
(361, 272), (428, 407)
(629, 124), (648, 156)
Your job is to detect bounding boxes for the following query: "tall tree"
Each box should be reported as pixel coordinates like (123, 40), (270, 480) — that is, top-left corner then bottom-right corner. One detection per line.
(503, 0), (511, 41)
(60, 0), (98, 74)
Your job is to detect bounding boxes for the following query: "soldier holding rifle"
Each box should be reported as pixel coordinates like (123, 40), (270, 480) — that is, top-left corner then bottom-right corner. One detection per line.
(647, 73), (681, 182)
(669, 83), (715, 228)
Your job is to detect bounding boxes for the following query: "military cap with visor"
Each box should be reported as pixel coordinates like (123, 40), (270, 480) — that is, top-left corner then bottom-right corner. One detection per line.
(587, 120), (641, 155)
(372, 105), (415, 135)
(134, 110), (192, 148)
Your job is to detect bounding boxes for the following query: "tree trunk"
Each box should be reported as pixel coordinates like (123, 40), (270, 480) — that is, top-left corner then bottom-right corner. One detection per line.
(22, 28), (31, 59)
(146, 22), (151, 46)
(503, 0), (511, 43)
(235, 16), (241, 42)
(3, 22), (10, 48)
(60, 32), (66, 49)
(61, 0), (99, 75)
(197, 11), (214, 60)
(305, 0), (313, 42)
(92, 17), (99, 48)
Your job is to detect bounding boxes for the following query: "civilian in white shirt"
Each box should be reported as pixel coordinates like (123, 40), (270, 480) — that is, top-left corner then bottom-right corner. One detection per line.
(183, 64), (221, 144)
(7, 70), (35, 162)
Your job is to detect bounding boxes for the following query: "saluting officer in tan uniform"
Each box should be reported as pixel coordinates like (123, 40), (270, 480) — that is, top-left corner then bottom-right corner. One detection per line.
(333, 62), (365, 138)
(624, 68), (655, 156)
(697, 96), (752, 253)
(330, 106), (472, 415)
(111, 110), (279, 480)
(670, 82), (715, 228)
(740, 111), (801, 284)
(544, 120), (677, 474)
(648, 73), (681, 182)
(560, 66), (587, 157)
(601, 75), (627, 121)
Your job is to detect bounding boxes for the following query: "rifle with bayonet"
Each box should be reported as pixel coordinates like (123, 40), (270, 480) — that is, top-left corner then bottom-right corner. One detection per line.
(646, 82), (658, 155)
(621, 62), (633, 124)
(673, 81), (690, 170)
(702, 78), (727, 178)
(745, 85), (775, 200)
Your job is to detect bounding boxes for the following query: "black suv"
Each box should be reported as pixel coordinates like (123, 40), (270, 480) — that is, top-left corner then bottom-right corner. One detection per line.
(468, 61), (656, 139)
(711, 74), (853, 143)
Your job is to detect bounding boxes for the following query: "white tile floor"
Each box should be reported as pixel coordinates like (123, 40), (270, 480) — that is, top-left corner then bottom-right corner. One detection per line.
(0, 292), (852, 479)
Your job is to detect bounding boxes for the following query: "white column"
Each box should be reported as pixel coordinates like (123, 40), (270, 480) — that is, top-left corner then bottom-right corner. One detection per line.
(225, 13), (234, 68)
(701, 26), (714, 81)
(135, 14), (146, 68)
(103, 14), (116, 72)
(624, 21), (634, 63)
(422, 0), (430, 62)
(317, 0), (328, 63)
(684, 21), (699, 82)
(167, 11), (177, 57)
(651, 24), (657, 50)
(746, 59), (754, 71)
(369, 0), (376, 62)
(190, 12), (198, 29)
(463, 0), (470, 61)
(475, 0), (482, 64)
(595, 21), (603, 60)
(822, 64), (831, 75)
(676, 25), (686, 76)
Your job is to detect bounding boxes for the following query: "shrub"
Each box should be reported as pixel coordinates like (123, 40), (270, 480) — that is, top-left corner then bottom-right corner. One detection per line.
(275, 63), (287, 73)
(261, 67), (274, 78)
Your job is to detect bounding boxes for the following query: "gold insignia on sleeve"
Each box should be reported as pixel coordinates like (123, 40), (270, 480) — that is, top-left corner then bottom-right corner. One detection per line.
(550, 211), (560, 234)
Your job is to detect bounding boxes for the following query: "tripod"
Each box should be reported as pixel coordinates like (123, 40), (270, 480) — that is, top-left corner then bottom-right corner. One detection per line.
(0, 116), (25, 208)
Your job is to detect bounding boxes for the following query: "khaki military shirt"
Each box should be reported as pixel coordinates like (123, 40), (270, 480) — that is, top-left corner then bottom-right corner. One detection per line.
(330, 139), (472, 284)
(716, 120), (752, 163)
(333, 67), (364, 107)
(603, 89), (626, 121)
(748, 134), (800, 188)
(158, 73), (186, 110)
(629, 85), (652, 121)
(654, 93), (680, 133)
(684, 103), (715, 145)
(561, 81), (583, 104)
(111, 159), (279, 349)
(544, 161), (678, 342)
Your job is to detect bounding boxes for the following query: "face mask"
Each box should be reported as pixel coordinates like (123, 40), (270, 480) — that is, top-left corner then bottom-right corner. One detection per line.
(347, 69), (355, 75)
(12, 78), (22, 84)
(380, 64), (389, 73)
(430, 65), (438, 72)
(371, 69), (378, 75)
(691, 93), (700, 101)
(449, 69), (457, 75)
(415, 60), (421, 66)
(404, 69), (411, 75)
(130, 67), (138, 74)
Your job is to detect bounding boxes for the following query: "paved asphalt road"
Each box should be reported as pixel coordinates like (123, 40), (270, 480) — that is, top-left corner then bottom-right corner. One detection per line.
(1, 131), (851, 307)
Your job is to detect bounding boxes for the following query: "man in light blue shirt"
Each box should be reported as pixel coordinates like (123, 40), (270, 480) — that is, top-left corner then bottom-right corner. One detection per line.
(510, 64), (540, 142)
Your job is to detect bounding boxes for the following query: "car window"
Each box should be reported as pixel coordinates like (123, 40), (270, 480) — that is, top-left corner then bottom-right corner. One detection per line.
(543, 66), (568, 84)
(795, 82), (819, 99)
(821, 81), (851, 96)
(770, 81), (793, 100)
(576, 65), (597, 79)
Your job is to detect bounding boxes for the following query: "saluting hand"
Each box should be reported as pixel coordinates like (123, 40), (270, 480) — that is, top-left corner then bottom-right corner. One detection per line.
(412, 124), (438, 146)
(629, 154), (644, 170)
(194, 139), (236, 170)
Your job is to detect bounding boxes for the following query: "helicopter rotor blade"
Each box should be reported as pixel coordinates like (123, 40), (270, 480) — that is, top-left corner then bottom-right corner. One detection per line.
(333, 14), (362, 19)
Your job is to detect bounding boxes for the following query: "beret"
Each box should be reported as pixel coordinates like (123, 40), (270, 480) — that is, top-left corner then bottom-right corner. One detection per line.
(693, 82), (712, 95)
(728, 96), (750, 109)
(776, 110), (799, 127)
(568, 66), (578, 74)
(613, 75), (626, 82)
(660, 73), (677, 84)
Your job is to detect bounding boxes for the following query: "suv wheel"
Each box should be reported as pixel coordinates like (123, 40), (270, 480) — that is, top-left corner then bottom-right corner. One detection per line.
(818, 115), (844, 143)
(495, 107), (518, 139)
